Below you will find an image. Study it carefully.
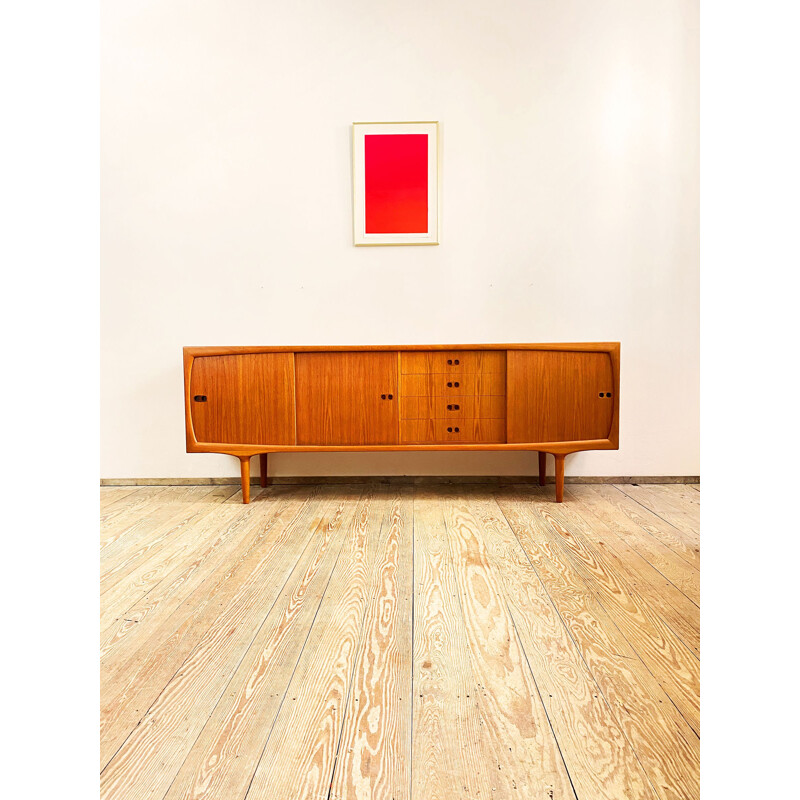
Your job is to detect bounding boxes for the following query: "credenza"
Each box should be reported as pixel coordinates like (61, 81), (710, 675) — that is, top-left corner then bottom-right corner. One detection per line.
(183, 343), (620, 503)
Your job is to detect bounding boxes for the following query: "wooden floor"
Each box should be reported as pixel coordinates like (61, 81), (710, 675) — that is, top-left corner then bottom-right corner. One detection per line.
(100, 482), (700, 800)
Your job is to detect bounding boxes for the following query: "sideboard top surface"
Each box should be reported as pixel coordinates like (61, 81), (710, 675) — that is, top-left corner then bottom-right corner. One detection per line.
(185, 343), (620, 357)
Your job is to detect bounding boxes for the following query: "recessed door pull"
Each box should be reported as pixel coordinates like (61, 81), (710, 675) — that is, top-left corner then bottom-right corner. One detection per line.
(193, 395), (207, 402)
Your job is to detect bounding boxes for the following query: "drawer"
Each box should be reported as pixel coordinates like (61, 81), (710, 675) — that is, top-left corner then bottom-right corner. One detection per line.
(401, 372), (506, 397)
(401, 418), (506, 444)
(401, 350), (506, 374)
(400, 395), (506, 420)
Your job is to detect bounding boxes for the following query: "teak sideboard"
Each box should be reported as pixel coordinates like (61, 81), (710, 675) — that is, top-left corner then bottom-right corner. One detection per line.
(183, 343), (620, 503)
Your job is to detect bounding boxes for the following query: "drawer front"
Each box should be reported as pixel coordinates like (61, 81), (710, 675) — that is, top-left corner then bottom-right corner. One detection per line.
(401, 372), (506, 397)
(401, 350), (506, 375)
(400, 395), (506, 420)
(401, 418), (506, 444)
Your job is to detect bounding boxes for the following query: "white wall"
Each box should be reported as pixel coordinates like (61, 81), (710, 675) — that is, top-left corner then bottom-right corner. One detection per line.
(101, 0), (699, 479)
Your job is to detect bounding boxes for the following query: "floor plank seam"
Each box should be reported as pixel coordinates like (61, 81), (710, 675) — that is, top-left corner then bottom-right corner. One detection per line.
(241, 492), (367, 800)
(504, 594), (581, 799)
(490, 493), (662, 799)
(612, 485), (699, 542)
(102, 490), (340, 782)
(538, 501), (700, 665)
(102, 485), (700, 800)
(563, 491), (700, 614)
(493, 491), (701, 775)
(323, 489), (390, 800)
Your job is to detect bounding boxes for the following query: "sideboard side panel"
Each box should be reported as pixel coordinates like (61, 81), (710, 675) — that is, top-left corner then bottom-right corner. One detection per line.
(506, 350), (615, 443)
(190, 353), (296, 445)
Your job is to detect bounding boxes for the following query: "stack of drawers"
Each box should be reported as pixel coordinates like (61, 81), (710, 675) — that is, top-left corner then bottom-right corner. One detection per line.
(399, 351), (507, 443)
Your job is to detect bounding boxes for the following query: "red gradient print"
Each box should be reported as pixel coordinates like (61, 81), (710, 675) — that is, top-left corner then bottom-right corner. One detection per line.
(364, 133), (428, 234)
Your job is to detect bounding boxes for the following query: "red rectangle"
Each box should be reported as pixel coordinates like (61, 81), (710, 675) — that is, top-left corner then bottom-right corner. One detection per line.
(364, 134), (428, 234)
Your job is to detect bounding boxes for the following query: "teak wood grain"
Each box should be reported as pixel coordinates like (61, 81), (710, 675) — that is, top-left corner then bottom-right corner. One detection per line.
(507, 350), (615, 443)
(183, 343), (621, 503)
(190, 353), (295, 445)
(400, 349), (506, 374)
(400, 394), (506, 420)
(400, 418), (505, 444)
(400, 371), (506, 397)
(295, 351), (399, 445)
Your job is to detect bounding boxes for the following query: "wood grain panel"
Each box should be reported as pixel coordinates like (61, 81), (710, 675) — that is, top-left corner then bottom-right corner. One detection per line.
(400, 394), (506, 420)
(507, 350), (614, 443)
(492, 489), (700, 800)
(100, 490), (329, 768)
(465, 490), (658, 800)
(510, 494), (701, 734)
(442, 497), (576, 798)
(328, 490), (414, 800)
(244, 490), (405, 800)
(400, 372), (505, 397)
(400, 350), (506, 374)
(401, 418), (505, 444)
(295, 352), (399, 445)
(190, 353), (295, 445)
(410, 490), (496, 798)
(162, 489), (382, 800)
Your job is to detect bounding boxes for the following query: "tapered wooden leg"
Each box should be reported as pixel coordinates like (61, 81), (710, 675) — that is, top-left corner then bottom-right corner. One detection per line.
(554, 454), (565, 503)
(259, 453), (270, 488)
(239, 456), (251, 504)
(538, 452), (547, 487)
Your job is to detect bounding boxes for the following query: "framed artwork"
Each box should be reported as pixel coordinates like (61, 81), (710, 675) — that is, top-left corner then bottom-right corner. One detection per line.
(352, 121), (440, 246)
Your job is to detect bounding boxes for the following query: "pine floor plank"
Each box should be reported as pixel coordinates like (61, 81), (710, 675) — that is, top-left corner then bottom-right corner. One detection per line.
(409, 489), (497, 800)
(161, 488), (385, 800)
(442, 494), (576, 799)
(615, 485), (700, 540)
(100, 489), (332, 768)
(493, 491), (700, 800)
(99, 486), (240, 626)
(497, 491), (700, 734)
(243, 489), (402, 800)
(100, 484), (700, 800)
(100, 487), (229, 581)
(100, 486), (140, 509)
(329, 489), (414, 800)
(566, 487), (699, 606)
(465, 490), (659, 800)
(100, 490), (359, 800)
(576, 485), (700, 570)
(561, 489), (699, 656)
(99, 488), (293, 663)
(100, 487), (172, 547)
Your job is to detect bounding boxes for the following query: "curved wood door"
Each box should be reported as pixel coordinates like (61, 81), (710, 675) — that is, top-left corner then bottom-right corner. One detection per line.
(295, 352), (399, 445)
(190, 353), (295, 445)
(507, 350), (614, 443)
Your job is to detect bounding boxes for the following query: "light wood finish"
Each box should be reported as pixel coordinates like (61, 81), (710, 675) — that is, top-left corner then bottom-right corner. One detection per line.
(184, 343), (620, 503)
(400, 417), (505, 444)
(295, 351), (399, 445)
(189, 353), (295, 445)
(465, 489), (659, 799)
(400, 394), (506, 419)
(101, 482), (699, 800)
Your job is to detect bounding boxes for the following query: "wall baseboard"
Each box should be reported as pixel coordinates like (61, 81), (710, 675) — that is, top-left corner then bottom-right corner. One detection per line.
(101, 475), (700, 487)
